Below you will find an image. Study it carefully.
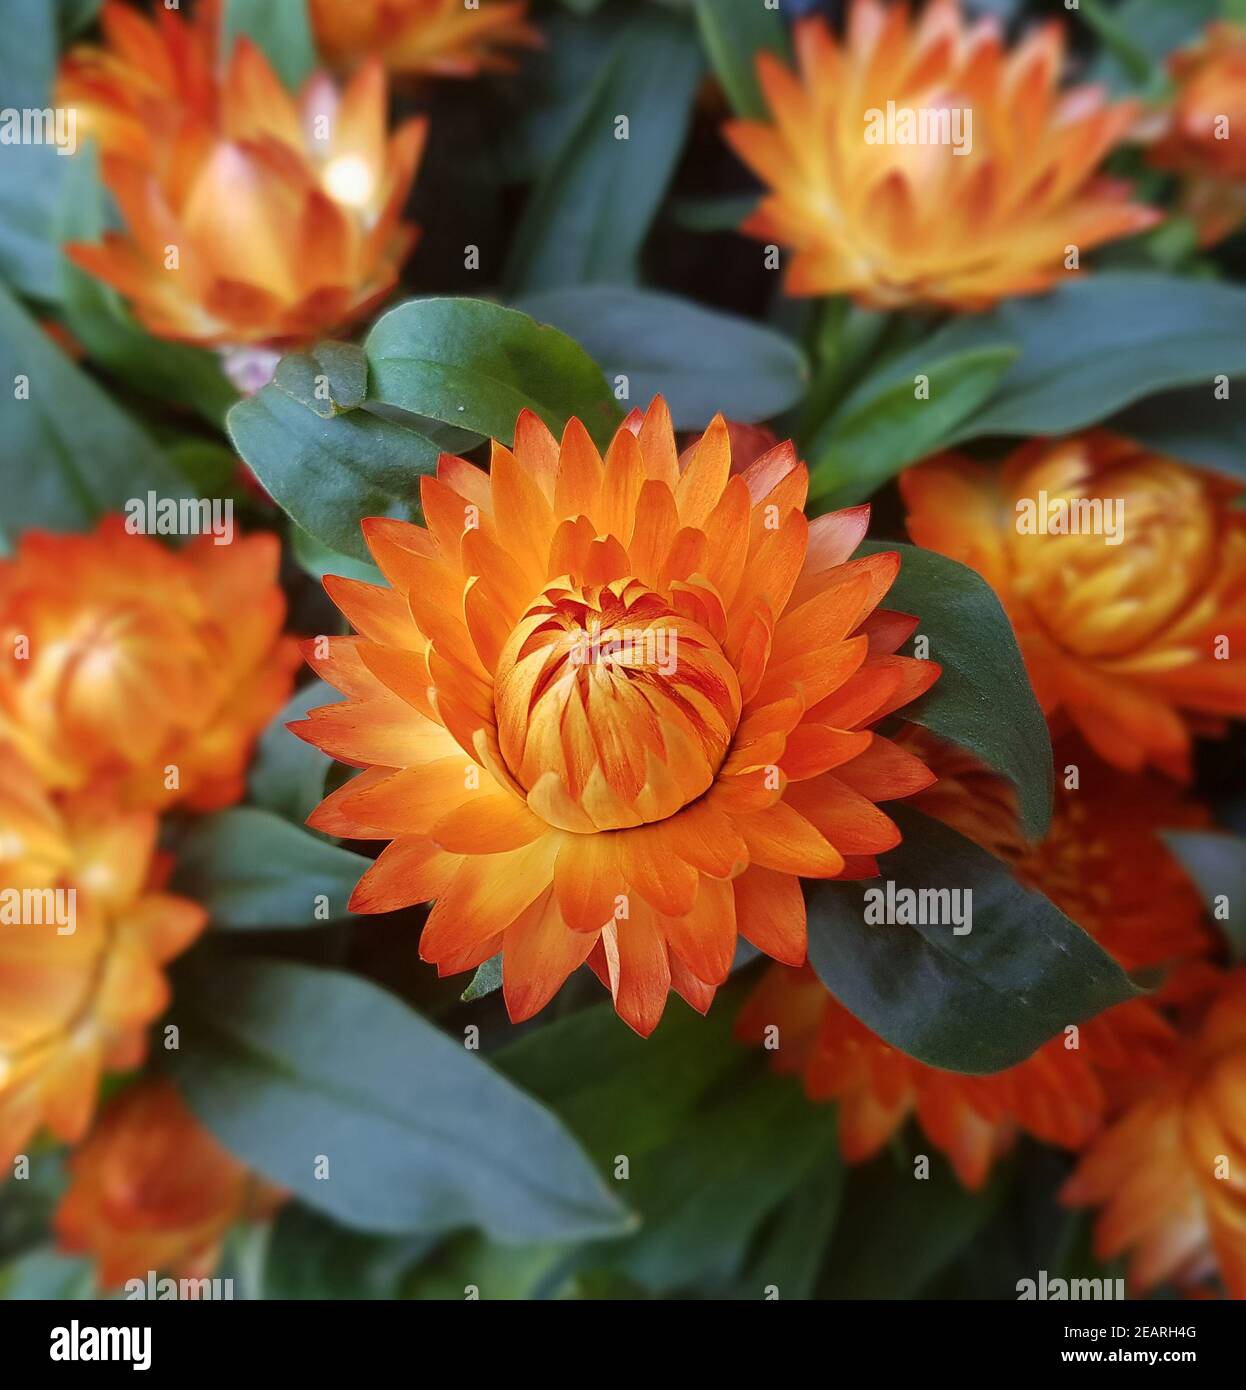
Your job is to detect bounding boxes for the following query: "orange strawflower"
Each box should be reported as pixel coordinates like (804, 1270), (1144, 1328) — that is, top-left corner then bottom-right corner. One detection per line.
(1149, 23), (1246, 246)
(0, 519), (300, 812)
(294, 398), (939, 1035)
(60, 3), (426, 347)
(0, 766), (207, 1171)
(724, 0), (1159, 309)
(1062, 969), (1246, 1299)
(902, 434), (1246, 778)
(310, 0), (540, 77)
(737, 733), (1211, 1189)
(56, 1080), (282, 1289)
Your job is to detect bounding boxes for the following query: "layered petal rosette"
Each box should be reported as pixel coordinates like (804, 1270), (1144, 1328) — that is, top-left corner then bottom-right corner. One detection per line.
(724, 0), (1158, 309)
(60, 3), (426, 347)
(1149, 22), (1246, 246)
(0, 765), (206, 1170)
(294, 400), (940, 1035)
(1062, 970), (1246, 1299)
(738, 734), (1209, 1187)
(310, 0), (540, 78)
(903, 434), (1246, 778)
(56, 1080), (282, 1289)
(0, 520), (301, 811)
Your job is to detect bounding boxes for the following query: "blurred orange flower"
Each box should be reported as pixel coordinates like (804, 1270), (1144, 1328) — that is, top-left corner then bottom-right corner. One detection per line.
(1149, 22), (1246, 246)
(724, 0), (1158, 309)
(310, 0), (540, 77)
(294, 398), (939, 1035)
(902, 434), (1246, 778)
(56, 1080), (281, 1289)
(737, 732), (1211, 1189)
(0, 768), (207, 1171)
(60, 4), (426, 347)
(0, 519), (300, 811)
(1062, 969), (1246, 1299)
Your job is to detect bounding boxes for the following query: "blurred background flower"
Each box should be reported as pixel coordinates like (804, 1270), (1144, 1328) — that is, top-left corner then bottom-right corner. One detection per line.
(724, 0), (1159, 308)
(0, 521), (299, 811)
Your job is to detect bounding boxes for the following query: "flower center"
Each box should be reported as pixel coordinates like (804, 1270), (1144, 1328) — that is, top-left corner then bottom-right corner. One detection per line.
(1008, 451), (1218, 660)
(493, 579), (742, 832)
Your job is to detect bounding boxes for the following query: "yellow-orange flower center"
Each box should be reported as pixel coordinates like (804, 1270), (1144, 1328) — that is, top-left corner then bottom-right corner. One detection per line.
(1007, 452), (1217, 661)
(494, 577), (742, 832)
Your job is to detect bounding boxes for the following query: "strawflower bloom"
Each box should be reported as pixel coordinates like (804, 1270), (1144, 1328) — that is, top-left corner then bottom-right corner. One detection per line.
(1062, 969), (1246, 1298)
(724, 0), (1158, 309)
(0, 519), (300, 812)
(310, 0), (540, 78)
(902, 433), (1246, 778)
(1148, 22), (1246, 246)
(737, 733), (1211, 1189)
(294, 398), (940, 1035)
(56, 1080), (282, 1289)
(0, 764), (207, 1171)
(60, 3), (426, 347)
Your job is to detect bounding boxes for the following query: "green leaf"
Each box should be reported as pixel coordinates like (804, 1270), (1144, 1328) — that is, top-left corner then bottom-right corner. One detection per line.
(405, 1234), (572, 1300)
(820, 1152), (1006, 1298)
(0, 1), (62, 298)
(171, 957), (632, 1242)
(924, 275), (1246, 445)
(1089, 0), (1218, 93)
(858, 540), (1053, 840)
(728, 1161), (843, 1300)
(226, 384), (441, 562)
(587, 1070), (839, 1294)
(248, 682), (340, 825)
(808, 346), (1018, 507)
(693, 0), (789, 119)
(364, 296), (622, 448)
(1163, 830), (1246, 964)
(462, 955), (503, 1003)
(0, 1247), (96, 1300)
(263, 1205), (433, 1300)
(503, 9), (702, 294)
(806, 806), (1139, 1074)
(289, 524), (383, 584)
(0, 281), (191, 540)
(220, 0), (316, 91)
(517, 285), (809, 429)
(171, 808), (369, 929)
(56, 143), (238, 428)
(1108, 386), (1246, 486)
(56, 0), (101, 40)
(273, 341), (368, 418)
(496, 983), (749, 1167)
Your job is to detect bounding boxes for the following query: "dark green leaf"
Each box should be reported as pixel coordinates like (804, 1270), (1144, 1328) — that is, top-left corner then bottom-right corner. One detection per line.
(729, 1161), (843, 1300)
(820, 1152), (1006, 1298)
(0, 1), (62, 298)
(1163, 830), (1246, 964)
(0, 281), (190, 540)
(517, 285), (809, 429)
(364, 296), (622, 447)
(171, 808), (369, 929)
(808, 346), (1018, 507)
(220, 0), (316, 91)
(227, 383), (441, 561)
(858, 540), (1053, 839)
(693, 0), (790, 119)
(1109, 385), (1246, 485)
(588, 1070), (838, 1293)
(263, 1205), (433, 1300)
(172, 958), (631, 1241)
(503, 10), (702, 294)
(289, 524), (383, 583)
(924, 275), (1246, 445)
(806, 806), (1139, 1074)
(273, 341), (368, 418)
